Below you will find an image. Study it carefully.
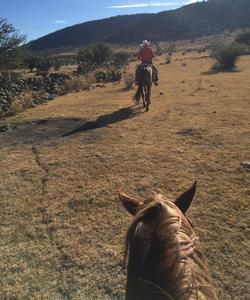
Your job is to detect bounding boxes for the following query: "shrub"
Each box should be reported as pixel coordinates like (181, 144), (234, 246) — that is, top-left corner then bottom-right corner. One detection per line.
(235, 31), (250, 52)
(210, 42), (246, 71)
(94, 69), (121, 83)
(235, 31), (250, 46)
(53, 59), (62, 71)
(111, 51), (132, 68)
(166, 43), (176, 56)
(123, 72), (134, 90)
(77, 43), (113, 67)
(9, 91), (33, 114)
(24, 54), (40, 72)
(64, 78), (91, 92)
(155, 43), (164, 56)
(36, 57), (52, 75)
(165, 55), (171, 64)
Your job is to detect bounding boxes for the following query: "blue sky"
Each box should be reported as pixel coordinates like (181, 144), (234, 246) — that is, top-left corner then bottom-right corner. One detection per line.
(1, 0), (202, 41)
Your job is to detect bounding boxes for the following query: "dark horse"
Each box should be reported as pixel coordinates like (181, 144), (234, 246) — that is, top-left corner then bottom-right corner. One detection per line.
(133, 64), (153, 112)
(119, 182), (218, 300)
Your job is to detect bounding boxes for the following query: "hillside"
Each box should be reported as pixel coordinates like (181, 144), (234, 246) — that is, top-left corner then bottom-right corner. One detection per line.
(1, 52), (250, 299)
(29, 0), (250, 51)
(28, 14), (150, 51)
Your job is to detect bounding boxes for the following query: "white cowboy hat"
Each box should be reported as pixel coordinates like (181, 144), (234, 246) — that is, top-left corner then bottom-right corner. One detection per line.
(140, 40), (150, 47)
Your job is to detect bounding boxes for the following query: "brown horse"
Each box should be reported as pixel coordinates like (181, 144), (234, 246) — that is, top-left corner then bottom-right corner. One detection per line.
(119, 182), (218, 300)
(133, 65), (153, 112)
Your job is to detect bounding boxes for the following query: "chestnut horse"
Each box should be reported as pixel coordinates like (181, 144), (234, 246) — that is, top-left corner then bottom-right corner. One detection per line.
(133, 65), (152, 112)
(119, 182), (218, 300)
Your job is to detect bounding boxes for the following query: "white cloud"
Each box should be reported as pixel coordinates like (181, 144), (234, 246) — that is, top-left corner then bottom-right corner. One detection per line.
(109, 3), (148, 8)
(109, 2), (177, 9)
(150, 2), (178, 6)
(53, 20), (66, 24)
(185, 0), (205, 4)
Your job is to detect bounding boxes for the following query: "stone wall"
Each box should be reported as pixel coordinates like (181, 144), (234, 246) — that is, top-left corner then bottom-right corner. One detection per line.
(0, 73), (71, 117)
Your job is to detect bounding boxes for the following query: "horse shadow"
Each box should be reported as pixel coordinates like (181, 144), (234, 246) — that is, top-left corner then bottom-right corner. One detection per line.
(63, 105), (143, 137)
(0, 117), (85, 146)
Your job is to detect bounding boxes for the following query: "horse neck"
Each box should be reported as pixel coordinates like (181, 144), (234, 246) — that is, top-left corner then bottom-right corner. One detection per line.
(126, 211), (218, 300)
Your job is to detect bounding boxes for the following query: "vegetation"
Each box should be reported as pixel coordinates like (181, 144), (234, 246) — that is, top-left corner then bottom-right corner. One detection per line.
(77, 43), (113, 67)
(53, 59), (62, 71)
(111, 51), (132, 68)
(235, 31), (250, 52)
(123, 72), (134, 90)
(64, 77), (91, 92)
(24, 54), (40, 72)
(155, 43), (164, 56)
(166, 43), (176, 56)
(210, 41), (246, 71)
(36, 56), (53, 75)
(0, 18), (26, 70)
(165, 55), (172, 64)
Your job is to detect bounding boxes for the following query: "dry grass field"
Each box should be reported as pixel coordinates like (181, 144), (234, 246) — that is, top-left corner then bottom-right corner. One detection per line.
(0, 51), (250, 300)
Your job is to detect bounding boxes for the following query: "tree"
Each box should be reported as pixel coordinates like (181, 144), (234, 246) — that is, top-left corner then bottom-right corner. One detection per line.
(0, 18), (26, 69)
(210, 41), (246, 71)
(77, 43), (113, 67)
(111, 51), (131, 68)
(36, 56), (53, 75)
(24, 54), (40, 72)
(235, 31), (250, 52)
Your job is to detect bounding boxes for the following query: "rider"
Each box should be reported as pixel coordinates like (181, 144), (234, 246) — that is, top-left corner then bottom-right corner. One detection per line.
(136, 40), (159, 86)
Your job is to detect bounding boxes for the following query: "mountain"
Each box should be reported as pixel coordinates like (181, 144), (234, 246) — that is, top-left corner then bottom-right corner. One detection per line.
(28, 14), (150, 51)
(29, 0), (250, 51)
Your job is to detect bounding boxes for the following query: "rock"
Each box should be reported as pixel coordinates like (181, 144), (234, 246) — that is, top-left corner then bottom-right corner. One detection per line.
(0, 124), (10, 133)
(241, 161), (250, 171)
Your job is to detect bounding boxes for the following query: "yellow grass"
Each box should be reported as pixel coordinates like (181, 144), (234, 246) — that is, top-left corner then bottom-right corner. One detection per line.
(0, 51), (250, 299)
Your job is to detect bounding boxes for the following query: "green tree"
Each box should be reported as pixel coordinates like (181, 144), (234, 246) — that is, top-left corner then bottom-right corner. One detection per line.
(0, 18), (26, 70)
(78, 43), (113, 67)
(24, 54), (40, 72)
(210, 41), (246, 71)
(36, 56), (52, 75)
(235, 31), (250, 52)
(111, 51), (131, 68)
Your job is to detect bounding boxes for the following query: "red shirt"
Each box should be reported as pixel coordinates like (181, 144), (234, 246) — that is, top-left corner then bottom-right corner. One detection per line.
(137, 47), (155, 62)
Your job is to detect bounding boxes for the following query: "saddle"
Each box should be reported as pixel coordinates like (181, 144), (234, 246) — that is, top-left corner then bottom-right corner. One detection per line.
(140, 62), (153, 68)
(135, 62), (158, 85)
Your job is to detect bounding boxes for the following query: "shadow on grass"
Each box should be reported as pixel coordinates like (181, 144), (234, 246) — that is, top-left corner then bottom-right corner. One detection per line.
(63, 105), (143, 137)
(202, 68), (241, 75)
(0, 117), (85, 146)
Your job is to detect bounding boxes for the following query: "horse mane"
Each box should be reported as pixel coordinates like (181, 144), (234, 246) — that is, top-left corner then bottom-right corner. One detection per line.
(125, 195), (218, 300)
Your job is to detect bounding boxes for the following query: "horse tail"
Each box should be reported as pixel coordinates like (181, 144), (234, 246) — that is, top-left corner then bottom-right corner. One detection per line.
(133, 84), (143, 104)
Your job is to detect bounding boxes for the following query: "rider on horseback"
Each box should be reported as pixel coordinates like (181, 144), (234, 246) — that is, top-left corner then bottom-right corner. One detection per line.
(135, 40), (159, 86)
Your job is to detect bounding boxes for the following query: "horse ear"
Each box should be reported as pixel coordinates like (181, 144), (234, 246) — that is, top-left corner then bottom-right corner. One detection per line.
(174, 181), (197, 214)
(119, 191), (144, 215)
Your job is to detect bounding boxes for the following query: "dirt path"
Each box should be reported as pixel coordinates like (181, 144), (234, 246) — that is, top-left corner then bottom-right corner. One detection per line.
(1, 53), (250, 299)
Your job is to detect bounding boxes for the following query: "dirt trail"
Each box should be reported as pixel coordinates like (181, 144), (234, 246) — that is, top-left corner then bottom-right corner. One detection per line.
(1, 53), (250, 299)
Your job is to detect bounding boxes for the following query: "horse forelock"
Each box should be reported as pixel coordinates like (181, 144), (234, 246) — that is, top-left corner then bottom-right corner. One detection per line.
(125, 196), (218, 299)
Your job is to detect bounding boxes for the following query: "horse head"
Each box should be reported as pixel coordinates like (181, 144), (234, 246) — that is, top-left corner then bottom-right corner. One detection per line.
(119, 182), (218, 300)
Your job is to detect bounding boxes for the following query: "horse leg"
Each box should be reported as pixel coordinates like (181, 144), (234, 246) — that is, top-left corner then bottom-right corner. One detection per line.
(145, 85), (151, 111)
(142, 86), (146, 107)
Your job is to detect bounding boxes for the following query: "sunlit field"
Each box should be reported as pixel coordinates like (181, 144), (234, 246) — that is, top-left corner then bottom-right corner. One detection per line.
(1, 51), (249, 299)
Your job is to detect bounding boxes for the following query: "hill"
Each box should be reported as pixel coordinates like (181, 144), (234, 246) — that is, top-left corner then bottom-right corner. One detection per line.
(30, 0), (250, 51)
(28, 14), (150, 51)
